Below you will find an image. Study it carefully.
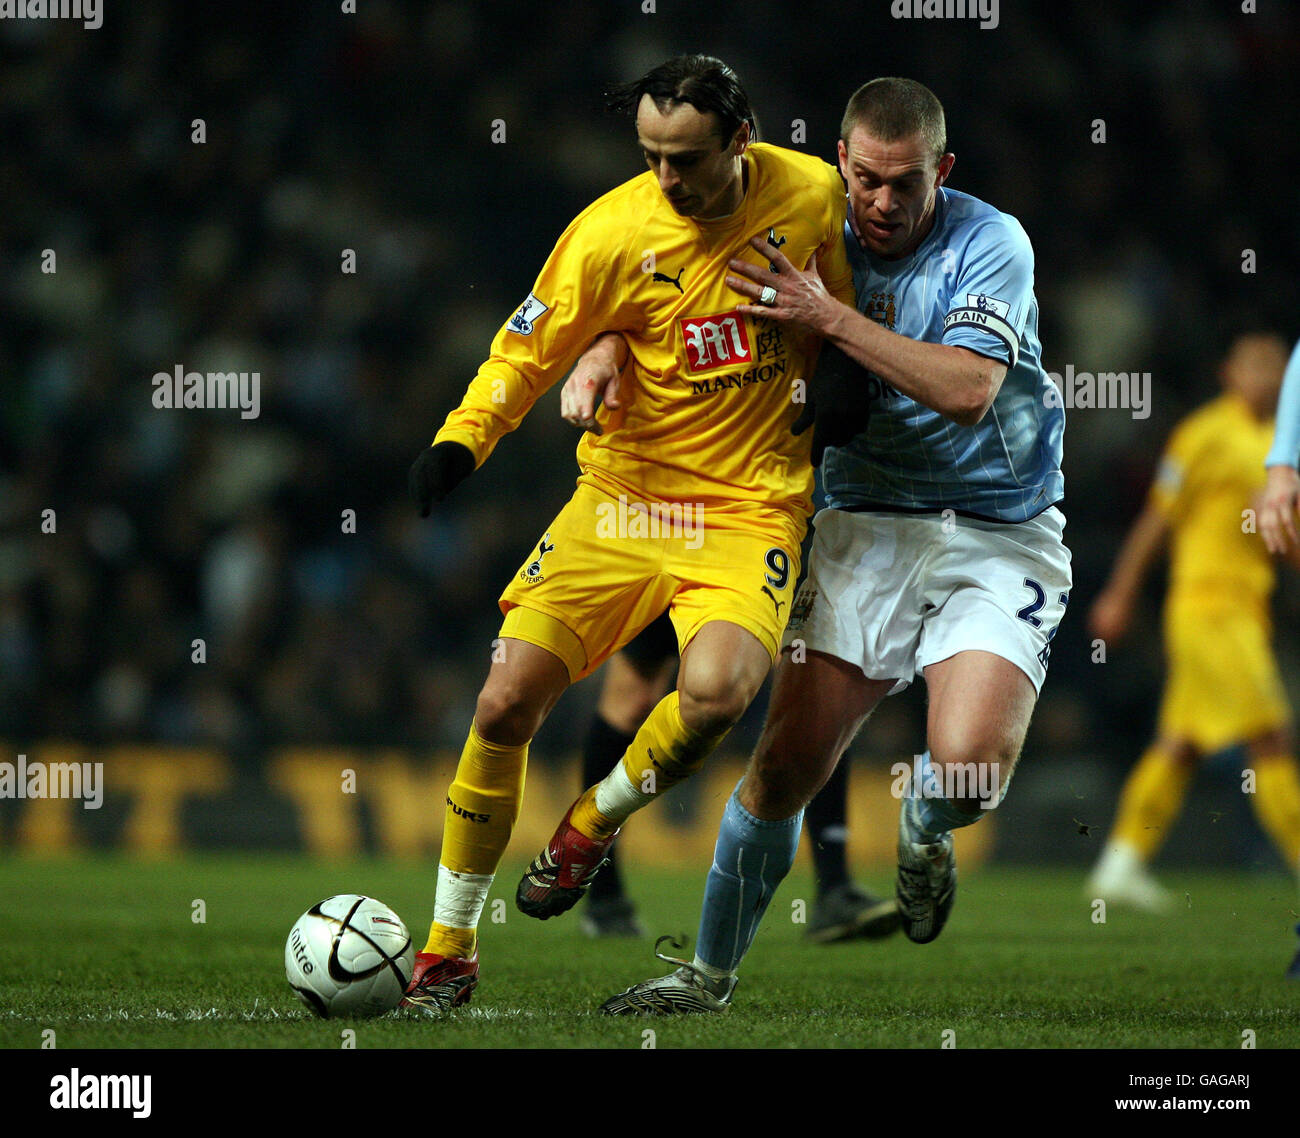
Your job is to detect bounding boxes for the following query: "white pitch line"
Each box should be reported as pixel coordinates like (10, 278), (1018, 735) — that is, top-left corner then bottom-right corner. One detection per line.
(0, 1005), (542, 1023)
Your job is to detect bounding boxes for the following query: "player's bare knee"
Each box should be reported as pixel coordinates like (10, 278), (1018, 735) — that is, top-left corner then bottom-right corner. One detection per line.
(1246, 728), (1291, 762)
(599, 690), (661, 734)
(604, 705), (651, 735)
(474, 682), (543, 746)
(1159, 737), (1199, 770)
(929, 742), (1014, 814)
(626, 691), (666, 726)
(678, 681), (751, 737)
(599, 656), (672, 731)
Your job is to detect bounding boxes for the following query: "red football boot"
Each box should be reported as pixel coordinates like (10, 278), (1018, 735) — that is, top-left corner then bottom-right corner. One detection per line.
(400, 949), (479, 1013)
(516, 802), (619, 919)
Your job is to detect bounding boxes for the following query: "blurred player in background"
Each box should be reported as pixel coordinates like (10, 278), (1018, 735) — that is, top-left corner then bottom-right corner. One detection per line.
(1259, 339), (1300, 557)
(598, 77), (1071, 1013)
(1087, 333), (1300, 924)
(403, 55), (857, 1012)
(572, 615), (675, 937)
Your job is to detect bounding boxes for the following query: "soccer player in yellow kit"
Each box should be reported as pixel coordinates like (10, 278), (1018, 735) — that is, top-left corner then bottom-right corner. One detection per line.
(1087, 333), (1300, 912)
(402, 55), (855, 1011)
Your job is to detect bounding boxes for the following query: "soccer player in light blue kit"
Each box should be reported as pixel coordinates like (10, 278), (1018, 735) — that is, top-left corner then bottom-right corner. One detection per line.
(1259, 339), (1300, 558)
(601, 77), (1072, 1013)
(1258, 338), (1300, 979)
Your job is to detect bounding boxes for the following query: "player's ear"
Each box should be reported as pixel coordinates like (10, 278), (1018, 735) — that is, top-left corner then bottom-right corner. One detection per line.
(837, 138), (849, 180)
(730, 119), (752, 156)
(936, 152), (956, 186)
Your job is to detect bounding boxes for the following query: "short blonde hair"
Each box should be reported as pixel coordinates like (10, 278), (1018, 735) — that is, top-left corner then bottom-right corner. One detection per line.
(841, 77), (947, 162)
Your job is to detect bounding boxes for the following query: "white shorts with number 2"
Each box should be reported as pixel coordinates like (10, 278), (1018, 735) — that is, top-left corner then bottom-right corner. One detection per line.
(782, 506), (1073, 694)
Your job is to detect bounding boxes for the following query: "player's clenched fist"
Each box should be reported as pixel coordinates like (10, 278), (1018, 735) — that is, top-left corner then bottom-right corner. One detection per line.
(408, 441), (475, 516)
(560, 332), (629, 434)
(1258, 464), (1300, 556)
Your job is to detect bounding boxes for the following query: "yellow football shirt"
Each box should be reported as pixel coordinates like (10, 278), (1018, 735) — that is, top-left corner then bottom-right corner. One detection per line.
(1149, 391), (1276, 605)
(433, 142), (854, 528)
(1151, 392), (1289, 746)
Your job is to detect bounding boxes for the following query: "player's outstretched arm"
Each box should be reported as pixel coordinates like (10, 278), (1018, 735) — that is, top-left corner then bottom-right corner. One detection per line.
(429, 208), (626, 480)
(559, 332), (630, 435)
(728, 236), (1005, 426)
(1087, 504), (1169, 645)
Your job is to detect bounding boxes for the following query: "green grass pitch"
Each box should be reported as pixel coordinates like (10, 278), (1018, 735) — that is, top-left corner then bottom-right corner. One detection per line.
(1, 854), (1297, 1050)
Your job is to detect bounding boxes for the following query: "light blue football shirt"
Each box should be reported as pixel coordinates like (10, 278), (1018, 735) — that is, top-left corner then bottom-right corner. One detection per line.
(823, 187), (1064, 523)
(1266, 338), (1300, 468)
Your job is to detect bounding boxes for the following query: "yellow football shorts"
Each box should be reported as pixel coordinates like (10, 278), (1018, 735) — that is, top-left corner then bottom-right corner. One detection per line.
(497, 480), (803, 682)
(1157, 592), (1290, 752)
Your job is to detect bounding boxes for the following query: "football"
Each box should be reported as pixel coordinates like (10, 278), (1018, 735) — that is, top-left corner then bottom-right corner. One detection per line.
(285, 894), (415, 1018)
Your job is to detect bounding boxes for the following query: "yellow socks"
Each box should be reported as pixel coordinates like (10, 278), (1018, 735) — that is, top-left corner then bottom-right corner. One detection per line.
(1095, 739), (1300, 896)
(425, 722), (528, 957)
(568, 784), (614, 842)
(1250, 752), (1300, 874)
(1110, 743), (1194, 860)
(570, 690), (730, 841)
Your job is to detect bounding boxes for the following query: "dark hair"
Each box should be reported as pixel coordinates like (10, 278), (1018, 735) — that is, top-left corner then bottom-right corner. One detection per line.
(840, 77), (946, 162)
(607, 54), (757, 147)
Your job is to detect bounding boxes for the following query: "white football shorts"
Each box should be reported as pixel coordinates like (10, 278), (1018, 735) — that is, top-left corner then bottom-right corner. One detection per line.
(782, 506), (1072, 694)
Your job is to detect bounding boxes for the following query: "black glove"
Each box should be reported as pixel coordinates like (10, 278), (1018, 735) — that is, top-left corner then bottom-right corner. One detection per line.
(792, 343), (874, 466)
(408, 441), (475, 516)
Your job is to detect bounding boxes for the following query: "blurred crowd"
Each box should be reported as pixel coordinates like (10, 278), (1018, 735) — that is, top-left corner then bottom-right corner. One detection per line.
(1, 1), (1297, 762)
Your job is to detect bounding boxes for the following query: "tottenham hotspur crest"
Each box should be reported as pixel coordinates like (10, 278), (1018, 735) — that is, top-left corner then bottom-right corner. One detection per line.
(521, 534), (555, 584)
(766, 227), (787, 271)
